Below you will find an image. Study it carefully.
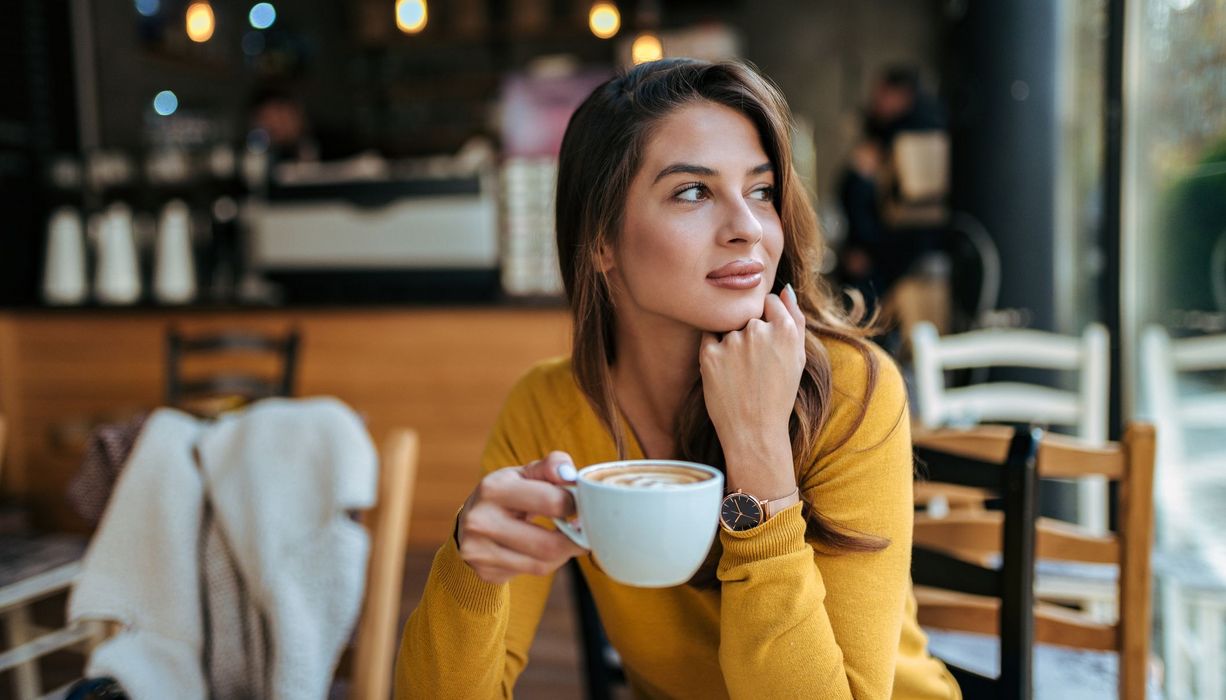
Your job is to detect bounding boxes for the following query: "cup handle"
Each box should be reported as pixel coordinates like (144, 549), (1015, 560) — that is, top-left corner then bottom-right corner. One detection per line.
(552, 484), (589, 550)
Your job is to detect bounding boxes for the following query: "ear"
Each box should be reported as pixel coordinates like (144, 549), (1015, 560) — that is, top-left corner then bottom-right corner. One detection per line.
(596, 240), (616, 274)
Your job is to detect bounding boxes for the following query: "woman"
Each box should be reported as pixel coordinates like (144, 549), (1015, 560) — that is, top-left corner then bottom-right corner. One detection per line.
(396, 58), (959, 699)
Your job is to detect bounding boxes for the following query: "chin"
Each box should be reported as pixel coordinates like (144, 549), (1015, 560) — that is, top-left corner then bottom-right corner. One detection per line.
(696, 297), (766, 333)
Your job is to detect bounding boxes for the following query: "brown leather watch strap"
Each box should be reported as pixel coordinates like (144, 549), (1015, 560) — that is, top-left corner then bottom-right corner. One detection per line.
(760, 487), (800, 520)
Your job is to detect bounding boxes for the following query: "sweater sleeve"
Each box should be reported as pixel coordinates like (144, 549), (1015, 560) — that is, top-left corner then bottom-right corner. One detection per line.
(394, 371), (559, 699)
(716, 346), (913, 699)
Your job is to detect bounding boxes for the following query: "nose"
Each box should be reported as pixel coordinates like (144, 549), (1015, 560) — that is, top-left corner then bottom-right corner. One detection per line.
(717, 196), (764, 247)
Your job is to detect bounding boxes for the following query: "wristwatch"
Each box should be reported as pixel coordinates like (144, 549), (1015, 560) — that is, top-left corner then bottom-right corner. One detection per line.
(719, 487), (800, 532)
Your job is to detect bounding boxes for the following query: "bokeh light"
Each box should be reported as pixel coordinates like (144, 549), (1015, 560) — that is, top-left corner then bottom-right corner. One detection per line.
(631, 33), (663, 64)
(395, 0), (428, 34)
(135, 0), (160, 17)
(153, 90), (179, 116)
(589, 3), (621, 39)
(249, 2), (276, 29)
(185, 2), (215, 43)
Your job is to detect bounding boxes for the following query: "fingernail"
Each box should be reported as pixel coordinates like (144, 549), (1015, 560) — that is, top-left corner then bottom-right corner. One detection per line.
(785, 283), (797, 303)
(558, 463), (578, 482)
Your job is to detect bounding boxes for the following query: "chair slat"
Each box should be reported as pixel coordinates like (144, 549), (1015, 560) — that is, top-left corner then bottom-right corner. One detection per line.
(935, 329), (1083, 369)
(914, 587), (1118, 651)
(915, 513), (1120, 564)
(1034, 602), (1118, 652)
(0, 621), (98, 672)
(913, 482), (991, 510)
(944, 383), (1080, 427)
(1169, 333), (1226, 369)
(915, 586), (998, 635)
(914, 427), (1124, 479)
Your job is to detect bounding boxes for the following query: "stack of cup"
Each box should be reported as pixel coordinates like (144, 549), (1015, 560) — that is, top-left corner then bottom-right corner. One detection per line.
(42, 207), (88, 305)
(94, 203), (141, 305)
(154, 199), (196, 304)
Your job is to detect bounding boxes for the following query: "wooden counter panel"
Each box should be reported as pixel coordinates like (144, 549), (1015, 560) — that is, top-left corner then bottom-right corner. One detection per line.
(0, 309), (571, 546)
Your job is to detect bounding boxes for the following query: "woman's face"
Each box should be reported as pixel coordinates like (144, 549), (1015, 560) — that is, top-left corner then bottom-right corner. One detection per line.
(605, 100), (785, 334)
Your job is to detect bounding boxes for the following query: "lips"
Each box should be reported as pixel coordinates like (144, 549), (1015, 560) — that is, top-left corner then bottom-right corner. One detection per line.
(706, 259), (765, 290)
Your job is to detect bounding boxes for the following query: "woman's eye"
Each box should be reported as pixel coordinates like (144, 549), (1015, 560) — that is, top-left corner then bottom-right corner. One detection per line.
(750, 185), (775, 201)
(674, 184), (707, 202)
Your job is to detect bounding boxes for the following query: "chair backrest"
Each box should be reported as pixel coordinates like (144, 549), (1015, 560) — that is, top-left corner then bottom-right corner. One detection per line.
(1139, 326), (1226, 546)
(165, 327), (300, 413)
(911, 321), (1111, 532)
(911, 322), (1109, 442)
(349, 427), (419, 700)
(55, 426), (418, 700)
(913, 423), (1156, 700)
(912, 427), (1041, 699)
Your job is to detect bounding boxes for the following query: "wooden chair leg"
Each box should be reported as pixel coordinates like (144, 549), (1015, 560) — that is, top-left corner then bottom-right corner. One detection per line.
(4, 606), (42, 700)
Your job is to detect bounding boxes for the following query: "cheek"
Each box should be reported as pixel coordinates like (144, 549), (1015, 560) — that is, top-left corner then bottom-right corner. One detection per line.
(619, 217), (704, 281)
(763, 220), (786, 281)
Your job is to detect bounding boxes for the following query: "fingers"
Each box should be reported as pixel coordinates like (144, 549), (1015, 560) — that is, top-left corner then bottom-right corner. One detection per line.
(763, 284), (806, 334)
(520, 450), (578, 485)
(465, 508), (586, 562)
(781, 283), (806, 331)
(479, 469), (576, 519)
(460, 476), (587, 583)
(490, 519), (587, 562)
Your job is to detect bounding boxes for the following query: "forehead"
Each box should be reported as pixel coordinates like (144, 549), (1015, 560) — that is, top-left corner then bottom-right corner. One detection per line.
(640, 101), (771, 172)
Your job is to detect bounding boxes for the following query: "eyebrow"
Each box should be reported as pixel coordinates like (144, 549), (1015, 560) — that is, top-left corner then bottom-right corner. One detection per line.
(652, 162), (774, 184)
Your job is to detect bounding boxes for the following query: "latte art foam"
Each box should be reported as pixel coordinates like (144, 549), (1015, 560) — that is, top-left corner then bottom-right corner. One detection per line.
(587, 465), (713, 489)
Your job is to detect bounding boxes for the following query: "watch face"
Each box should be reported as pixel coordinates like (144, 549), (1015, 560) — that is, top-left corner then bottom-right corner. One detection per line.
(721, 492), (763, 531)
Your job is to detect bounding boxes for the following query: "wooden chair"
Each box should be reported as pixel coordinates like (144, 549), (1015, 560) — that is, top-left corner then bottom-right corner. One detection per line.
(2, 425), (418, 700)
(912, 426), (1041, 698)
(1141, 326), (1226, 700)
(1, 412), (99, 700)
(165, 327), (300, 414)
(913, 423), (1156, 700)
(911, 321), (1110, 532)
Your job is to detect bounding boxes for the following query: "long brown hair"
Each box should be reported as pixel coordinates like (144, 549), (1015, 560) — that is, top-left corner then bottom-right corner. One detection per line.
(556, 59), (889, 586)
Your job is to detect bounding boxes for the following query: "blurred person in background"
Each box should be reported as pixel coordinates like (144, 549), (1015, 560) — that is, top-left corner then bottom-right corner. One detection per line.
(246, 85), (321, 164)
(836, 65), (947, 312)
(396, 58), (959, 699)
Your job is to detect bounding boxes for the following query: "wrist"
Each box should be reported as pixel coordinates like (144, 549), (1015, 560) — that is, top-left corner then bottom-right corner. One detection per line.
(723, 434), (794, 496)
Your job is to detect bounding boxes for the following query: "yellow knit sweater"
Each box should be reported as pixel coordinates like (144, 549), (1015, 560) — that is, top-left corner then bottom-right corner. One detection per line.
(396, 339), (960, 699)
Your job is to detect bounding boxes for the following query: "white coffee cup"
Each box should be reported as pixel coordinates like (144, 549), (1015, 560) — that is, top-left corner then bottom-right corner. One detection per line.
(553, 460), (723, 588)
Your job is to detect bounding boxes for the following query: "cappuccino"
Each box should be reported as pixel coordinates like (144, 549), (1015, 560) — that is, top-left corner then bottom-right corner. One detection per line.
(586, 464), (714, 489)
(553, 459), (723, 587)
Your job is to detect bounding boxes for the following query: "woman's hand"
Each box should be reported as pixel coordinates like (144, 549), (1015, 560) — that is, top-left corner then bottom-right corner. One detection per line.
(699, 284), (806, 496)
(457, 451), (588, 585)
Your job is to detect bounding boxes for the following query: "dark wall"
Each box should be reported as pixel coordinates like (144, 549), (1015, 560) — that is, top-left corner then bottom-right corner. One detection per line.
(947, 0), (1059, 331)
(0, 0), (78, 306)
